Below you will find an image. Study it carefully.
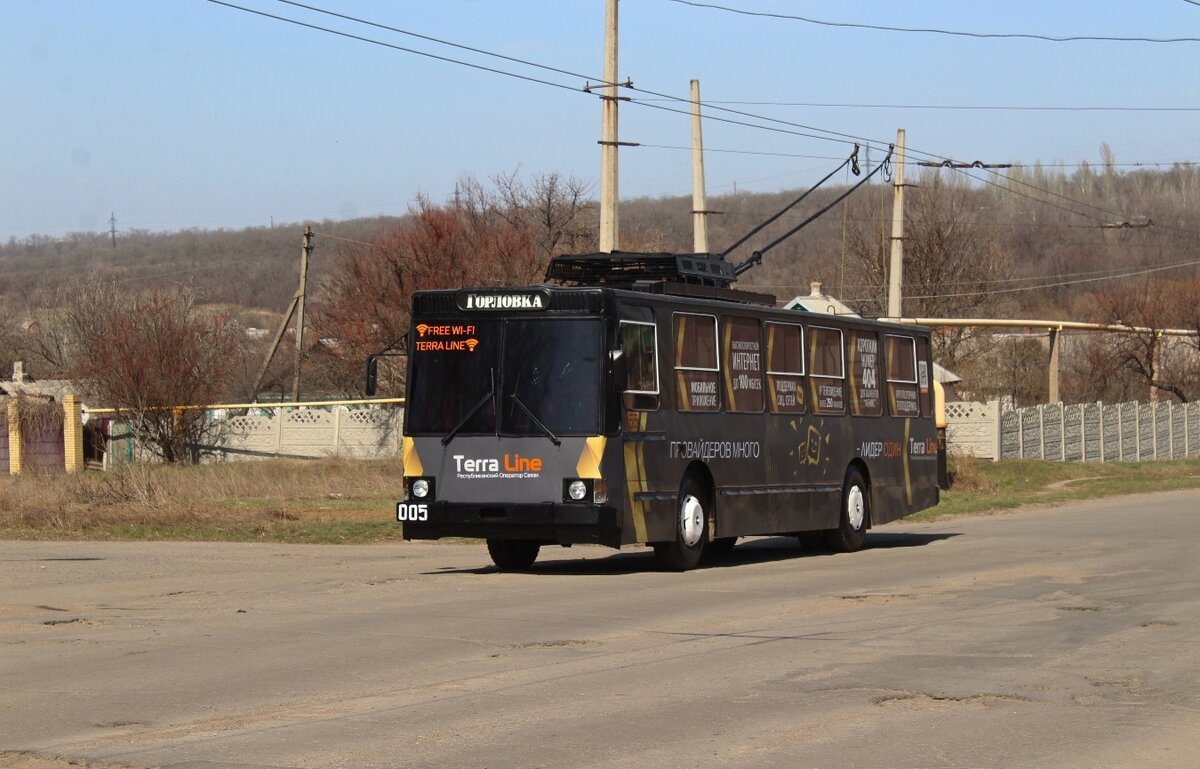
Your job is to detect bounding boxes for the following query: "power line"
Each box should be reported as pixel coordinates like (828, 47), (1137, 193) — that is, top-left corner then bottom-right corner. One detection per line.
(204, 0), (586, 95)
(835, 256), (1200, 304)
(207, 0), (1151, 231)
(641, 99), (1200, 113)
(664, 0), (1200, 43)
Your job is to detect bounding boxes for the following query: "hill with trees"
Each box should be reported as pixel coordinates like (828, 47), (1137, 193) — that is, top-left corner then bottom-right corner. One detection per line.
(3, 160), (1198, 420)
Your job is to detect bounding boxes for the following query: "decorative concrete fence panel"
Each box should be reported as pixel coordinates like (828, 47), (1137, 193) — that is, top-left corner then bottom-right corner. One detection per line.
(944, 400), (1000, 459)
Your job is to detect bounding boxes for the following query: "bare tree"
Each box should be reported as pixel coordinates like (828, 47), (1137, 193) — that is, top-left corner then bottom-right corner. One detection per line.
(64, 283), (242, 462)
(846, 169), (1015, 368)
(309, 190), (543, 397)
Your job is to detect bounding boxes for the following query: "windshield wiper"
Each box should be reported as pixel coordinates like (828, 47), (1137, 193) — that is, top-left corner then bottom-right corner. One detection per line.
(442, 368), (495, 447)
(507, 393), (561, 447)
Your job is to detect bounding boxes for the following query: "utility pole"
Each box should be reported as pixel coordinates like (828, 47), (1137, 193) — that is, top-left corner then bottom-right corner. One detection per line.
(887, 129), (907, 318)
(291, 225), (313, 402)
(598, 0), (619, 253)
(108, 213), (117, 249)
(689, 79), (710, 254)
(251, 226), (314, 402)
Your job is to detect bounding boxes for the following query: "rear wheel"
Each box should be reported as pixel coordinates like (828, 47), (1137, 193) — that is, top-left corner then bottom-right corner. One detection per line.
(653, 475), (708, 571)
(486, 539), (540, 571)
(822, 468), (869, 553)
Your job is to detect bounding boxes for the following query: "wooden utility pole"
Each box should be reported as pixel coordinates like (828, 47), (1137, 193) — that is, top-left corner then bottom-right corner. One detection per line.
(598, 0), (619, 252)
(251, 226), (313, 402)
(689, 79), (710, 254)
(887, 128), (907, 318)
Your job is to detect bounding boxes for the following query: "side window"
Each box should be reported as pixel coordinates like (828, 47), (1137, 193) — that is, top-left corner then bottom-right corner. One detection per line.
(765, 322), (805, 414)
(847, 330), (882, 417)
(722, 317), (764, 413)
(917, 335), (933, 417)
(620, 321), (659, 411)
(673, 313), (720, 412)
(886, 334), (920, 417)
(808, 326), (845, 415)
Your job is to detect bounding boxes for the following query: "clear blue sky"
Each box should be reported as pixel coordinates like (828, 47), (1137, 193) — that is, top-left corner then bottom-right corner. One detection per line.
(3, 0), (1198, 239)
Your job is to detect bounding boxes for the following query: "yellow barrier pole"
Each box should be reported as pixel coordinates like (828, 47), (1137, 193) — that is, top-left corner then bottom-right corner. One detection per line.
(63, 392), (85, 473)
(7, 396), (21, 476)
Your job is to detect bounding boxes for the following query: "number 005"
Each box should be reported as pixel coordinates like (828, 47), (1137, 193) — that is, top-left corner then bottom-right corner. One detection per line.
(397, 503), (429, 522)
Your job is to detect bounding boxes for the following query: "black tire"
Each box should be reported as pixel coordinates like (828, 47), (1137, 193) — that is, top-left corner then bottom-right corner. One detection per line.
(823, 467), (870, 553)
(486, 539), (541, 571)
(653, 474), (709, 571)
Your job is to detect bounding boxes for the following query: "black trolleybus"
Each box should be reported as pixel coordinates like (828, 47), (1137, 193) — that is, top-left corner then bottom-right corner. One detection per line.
(389, 252), (939, 570)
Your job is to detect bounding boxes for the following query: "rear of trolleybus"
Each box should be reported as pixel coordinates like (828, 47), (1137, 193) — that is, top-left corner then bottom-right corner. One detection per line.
(397, 288), (619, 570)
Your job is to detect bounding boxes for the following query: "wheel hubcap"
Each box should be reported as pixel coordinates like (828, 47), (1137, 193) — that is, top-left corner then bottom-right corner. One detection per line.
(680, 494), (704, 547)
(846, 485), (865, 530)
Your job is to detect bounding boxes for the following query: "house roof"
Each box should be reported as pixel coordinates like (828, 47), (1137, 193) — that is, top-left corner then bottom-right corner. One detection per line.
(782, 281), (860, 316)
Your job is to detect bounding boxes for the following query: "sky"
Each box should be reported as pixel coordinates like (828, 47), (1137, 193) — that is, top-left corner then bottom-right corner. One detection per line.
(3, 0), (1198, 240)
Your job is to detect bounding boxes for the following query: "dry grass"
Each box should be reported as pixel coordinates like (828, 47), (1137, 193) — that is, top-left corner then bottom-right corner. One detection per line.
(0, 459), (405, 543)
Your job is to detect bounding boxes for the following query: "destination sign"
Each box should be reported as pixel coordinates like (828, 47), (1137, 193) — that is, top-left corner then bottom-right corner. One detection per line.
(457, 289), (550, 311)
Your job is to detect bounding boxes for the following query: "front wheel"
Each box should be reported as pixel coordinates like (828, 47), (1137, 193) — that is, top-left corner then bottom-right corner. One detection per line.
(487, 539), (540, 571)
(822, 468), (869, 553)
(653, 475), (709, 571)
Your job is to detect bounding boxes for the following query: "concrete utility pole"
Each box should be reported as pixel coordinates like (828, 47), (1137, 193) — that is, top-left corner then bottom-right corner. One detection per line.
(291, 225), (313, 402)
(598, 0), (619, 252)
(887, 128), (907, 318)
(1048, 327), (1061, 403)
(251, 226), (313, 402)
(690, 79), (710, 254)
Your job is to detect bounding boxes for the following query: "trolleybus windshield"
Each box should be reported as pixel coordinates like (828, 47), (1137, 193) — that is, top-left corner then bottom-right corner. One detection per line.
(407, 318), (603, 437)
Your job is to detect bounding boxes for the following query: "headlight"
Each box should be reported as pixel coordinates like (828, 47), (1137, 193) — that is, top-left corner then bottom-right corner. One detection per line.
(412, 479), (430, 498)
(567, 480), (588, 501)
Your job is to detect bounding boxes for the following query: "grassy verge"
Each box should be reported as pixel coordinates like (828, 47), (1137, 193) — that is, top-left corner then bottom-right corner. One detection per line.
(914, 454), (1200, 520)
(3, 456), (1200, 543)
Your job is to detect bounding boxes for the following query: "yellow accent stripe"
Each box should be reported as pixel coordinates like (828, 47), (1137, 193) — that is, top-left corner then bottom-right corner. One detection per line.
(722, 321), (736, 406)
(622, 412), (649, 542)
(402, 436), (423, 477)
(576, 436), (607, 479)
(902, 418), (913, 506)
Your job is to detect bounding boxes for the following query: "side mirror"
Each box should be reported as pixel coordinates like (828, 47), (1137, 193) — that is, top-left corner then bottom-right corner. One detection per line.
(365, 355), (378, 397)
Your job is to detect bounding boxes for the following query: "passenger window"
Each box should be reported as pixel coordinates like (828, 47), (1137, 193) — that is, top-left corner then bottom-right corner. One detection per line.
(917, 336), (933, 417)
(847, 331), (882, 417)
(808, 326), (845, 415)
(765, 322), (805, 414)
(673, 313), (720, 412)
(619, 320), (659, 411)
(886, 334), (920, 417)
(722, 317), (764, 413)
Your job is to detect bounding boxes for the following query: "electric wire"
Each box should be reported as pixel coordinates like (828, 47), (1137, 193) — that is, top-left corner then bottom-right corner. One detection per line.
(209, 0), (1159, 234)
(643, 100), (1200, 113)
(204, 0), (586, 95)
(664, 0), (1200, 43)
(833, 256), (1200, 304)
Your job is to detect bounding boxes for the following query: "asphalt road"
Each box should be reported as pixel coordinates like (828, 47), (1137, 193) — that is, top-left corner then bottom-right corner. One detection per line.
(2, 490), (1199, 769)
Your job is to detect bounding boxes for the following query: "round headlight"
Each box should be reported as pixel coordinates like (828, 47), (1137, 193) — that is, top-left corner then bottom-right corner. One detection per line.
(412, 479), (430, 498)
(567, 480), (588, 501)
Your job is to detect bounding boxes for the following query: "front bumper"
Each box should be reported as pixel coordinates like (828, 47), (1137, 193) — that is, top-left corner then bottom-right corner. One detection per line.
(401, 501), (622, 548)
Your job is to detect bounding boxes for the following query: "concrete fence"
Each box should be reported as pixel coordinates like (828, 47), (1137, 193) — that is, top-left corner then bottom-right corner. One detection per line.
(0, 397), (404, 473)
(943, 399), (1200, 462)
(999, 400), (1200, 462)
